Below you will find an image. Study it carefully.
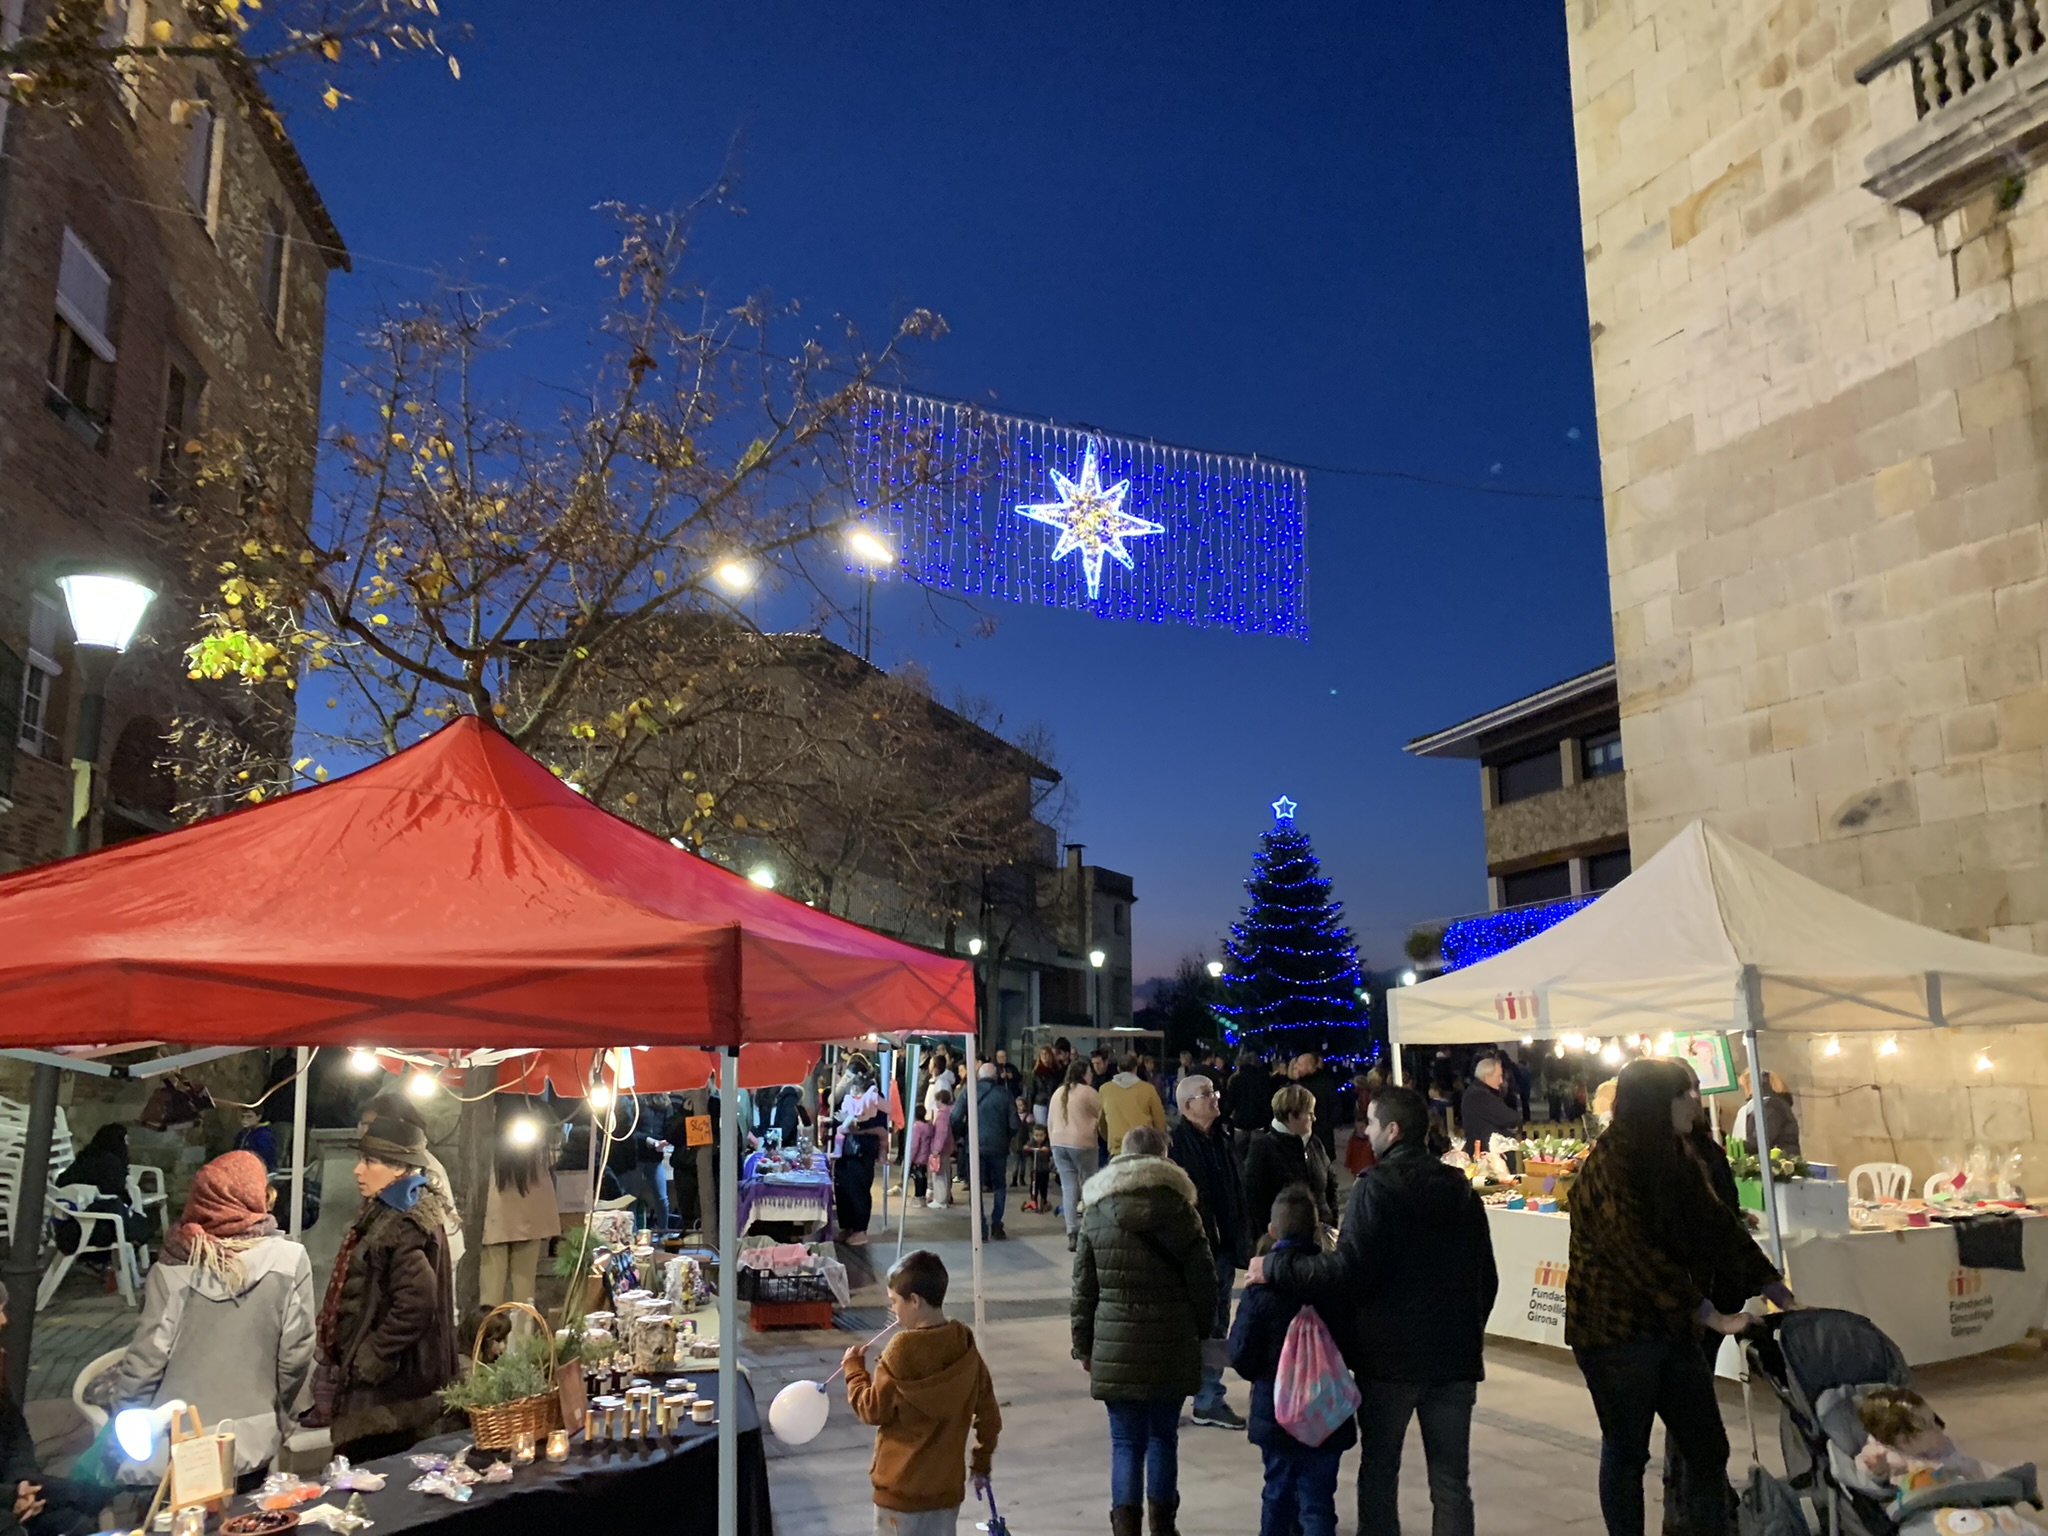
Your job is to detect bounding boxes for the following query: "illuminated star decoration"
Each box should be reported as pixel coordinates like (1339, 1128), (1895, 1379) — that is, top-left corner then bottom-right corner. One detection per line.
(1014, 439), (1165, 600)
(1272, 796), (1298, 821)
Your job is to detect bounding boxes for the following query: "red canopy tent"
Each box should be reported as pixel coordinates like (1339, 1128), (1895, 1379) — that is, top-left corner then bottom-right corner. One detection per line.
(0, 717), (978, 1536)
(0, 715), (975, 1047)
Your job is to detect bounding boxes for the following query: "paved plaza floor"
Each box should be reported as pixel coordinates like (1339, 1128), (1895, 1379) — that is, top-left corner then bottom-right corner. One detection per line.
(749, 1189), (2048, 1536)
(21, 1170), (2048, 1536)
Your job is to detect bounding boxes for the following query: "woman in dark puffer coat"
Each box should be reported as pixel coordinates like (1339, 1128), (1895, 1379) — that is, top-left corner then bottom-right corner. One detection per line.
(1071, 1125), (1216, 1536)
(319, 1122), (458, 1463)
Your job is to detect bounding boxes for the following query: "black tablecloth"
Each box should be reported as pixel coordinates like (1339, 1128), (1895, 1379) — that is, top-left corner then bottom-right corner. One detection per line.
(344, 1372), (771, 1536)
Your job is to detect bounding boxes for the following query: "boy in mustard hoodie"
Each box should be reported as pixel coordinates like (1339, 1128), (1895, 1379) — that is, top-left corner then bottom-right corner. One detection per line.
(844, 1250), (1001, 1536)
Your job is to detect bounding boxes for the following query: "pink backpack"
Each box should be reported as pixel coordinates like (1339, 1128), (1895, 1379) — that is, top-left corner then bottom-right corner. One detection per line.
(1274, 1305), (1361, 1448)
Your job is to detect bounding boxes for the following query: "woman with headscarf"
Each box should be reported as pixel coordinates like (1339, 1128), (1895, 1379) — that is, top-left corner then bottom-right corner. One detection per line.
(1566, 1059), (1797, 1536)
(319, 1120), (459, 1462)
(53, 1124), (150, 1255)
(832, 1054), (888, 1247)
(90, 1151), (313, 1481)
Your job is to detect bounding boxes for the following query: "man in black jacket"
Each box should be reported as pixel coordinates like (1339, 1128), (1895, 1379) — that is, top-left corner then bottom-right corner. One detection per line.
(1168, 1074), (1250, 1432)
(1459, 1054), (1523, 1155)
(1252, 1084), (1497, 1536)
(1223, 1051), (1274, 1154)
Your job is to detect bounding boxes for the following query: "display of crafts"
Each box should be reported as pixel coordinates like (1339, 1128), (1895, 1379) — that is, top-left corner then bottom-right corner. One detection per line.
(1724, 1139), (1810, 1183)
(1517, 1134), (1589, 1165)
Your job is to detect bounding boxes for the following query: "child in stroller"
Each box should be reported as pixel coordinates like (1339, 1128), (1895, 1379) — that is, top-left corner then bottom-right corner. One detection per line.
(1748, 1307), (2041, 1536)
(1853, 1386), (2042, 1535)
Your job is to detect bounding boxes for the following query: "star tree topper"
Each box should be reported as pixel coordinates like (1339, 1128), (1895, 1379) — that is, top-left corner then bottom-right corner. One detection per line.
(1272, 796), (1298, 821)
(1014, 440), (1165, 600)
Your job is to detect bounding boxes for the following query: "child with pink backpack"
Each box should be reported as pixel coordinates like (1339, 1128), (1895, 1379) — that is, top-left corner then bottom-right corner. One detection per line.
(1229, 1186), (1362, 1536)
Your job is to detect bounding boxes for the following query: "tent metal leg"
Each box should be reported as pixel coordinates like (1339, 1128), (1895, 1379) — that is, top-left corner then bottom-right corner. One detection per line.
(717, 1046), (739, 1536)
(1741, 1028), (1786, 1270)
(877, 1046), (892, 1236)
(1, 1062), (58, 1402)
(1389, 1047), (1404, 1087)
(962, 1031), (985, 1336)
(288, 1046), (311, 1239)
(895, 1041), (922, 1268)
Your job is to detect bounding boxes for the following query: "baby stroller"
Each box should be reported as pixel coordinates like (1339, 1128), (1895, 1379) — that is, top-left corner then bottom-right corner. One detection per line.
(1745, 1307), (2041, 1536)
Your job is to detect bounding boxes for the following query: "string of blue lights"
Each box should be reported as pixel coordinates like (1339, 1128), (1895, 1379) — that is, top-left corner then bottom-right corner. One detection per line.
(847, 389), (1311, 639)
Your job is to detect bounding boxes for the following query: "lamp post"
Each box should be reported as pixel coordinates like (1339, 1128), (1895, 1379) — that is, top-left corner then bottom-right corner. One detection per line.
(1089, 947), (1106, 1033)
(4, 571), (154, 1399)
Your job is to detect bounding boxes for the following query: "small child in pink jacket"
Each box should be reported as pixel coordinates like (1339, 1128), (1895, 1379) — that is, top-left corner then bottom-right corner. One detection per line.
(907, 1106), (935, 1201)
(926, 1089), (956, 1208)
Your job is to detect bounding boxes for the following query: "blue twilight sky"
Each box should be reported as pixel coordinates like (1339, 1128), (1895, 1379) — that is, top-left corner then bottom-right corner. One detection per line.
(283, 1), (1612, 981)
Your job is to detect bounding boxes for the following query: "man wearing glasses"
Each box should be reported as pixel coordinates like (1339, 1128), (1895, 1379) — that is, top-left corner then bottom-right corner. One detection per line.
(1168, 1075), (1250, 1430)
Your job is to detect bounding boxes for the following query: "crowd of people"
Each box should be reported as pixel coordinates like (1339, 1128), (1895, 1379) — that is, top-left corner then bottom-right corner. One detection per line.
(1038, 1051), (1803, 1536)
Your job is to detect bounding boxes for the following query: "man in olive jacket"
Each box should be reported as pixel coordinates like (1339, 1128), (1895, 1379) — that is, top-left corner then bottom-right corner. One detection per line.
(1256, 1084), (1496, 1536)
(1072, 1126), (1216, 1536)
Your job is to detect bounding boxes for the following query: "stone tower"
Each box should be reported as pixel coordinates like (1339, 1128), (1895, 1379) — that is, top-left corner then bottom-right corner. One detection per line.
(1566, 0), (2048, 1172)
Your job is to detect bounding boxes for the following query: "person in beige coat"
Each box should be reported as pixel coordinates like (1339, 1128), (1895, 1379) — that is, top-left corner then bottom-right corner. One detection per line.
(479, 1100), (560, 1314)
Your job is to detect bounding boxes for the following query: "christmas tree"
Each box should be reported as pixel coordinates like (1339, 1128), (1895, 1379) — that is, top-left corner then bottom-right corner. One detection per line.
(1215, 797), (1371, 1060)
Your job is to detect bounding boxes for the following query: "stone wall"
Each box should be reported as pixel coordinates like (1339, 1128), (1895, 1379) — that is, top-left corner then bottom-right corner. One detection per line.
(0, 10), (337, 872)
(1484, 771), (1630, 870)
(1566, 0), (2048, 1182)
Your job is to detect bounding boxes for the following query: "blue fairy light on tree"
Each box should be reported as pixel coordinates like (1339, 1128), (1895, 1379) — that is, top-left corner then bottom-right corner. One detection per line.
(1215, 797), (1371, 1059)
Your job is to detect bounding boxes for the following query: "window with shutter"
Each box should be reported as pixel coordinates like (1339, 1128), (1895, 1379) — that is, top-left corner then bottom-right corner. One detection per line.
(18, 594), (66, 758)
(56, 230), (115, 361)
(181, 81), (216, 218)
(48, 229), (116, 445)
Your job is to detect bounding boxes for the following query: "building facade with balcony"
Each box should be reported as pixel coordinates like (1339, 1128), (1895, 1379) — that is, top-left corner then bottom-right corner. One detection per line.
(1406, 664), (1632, 958)
(0, 4), (345, 870)
(1565, 0), (2048, 1176)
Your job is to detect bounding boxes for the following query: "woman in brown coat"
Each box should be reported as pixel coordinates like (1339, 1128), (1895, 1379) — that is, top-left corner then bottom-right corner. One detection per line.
(319, 1122), (458, 1462)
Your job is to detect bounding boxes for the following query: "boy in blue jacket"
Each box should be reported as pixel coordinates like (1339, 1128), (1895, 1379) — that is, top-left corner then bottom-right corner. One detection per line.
(1230, 1186), (1360, 1536)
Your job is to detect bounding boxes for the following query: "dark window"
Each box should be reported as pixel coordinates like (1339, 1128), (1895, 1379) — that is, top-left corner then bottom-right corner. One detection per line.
(48, 229), (115, 447)
(1587, 849), (1632, 891)
(157, 363), (190, 498)
(259, 203), (287, 330)
(1112, 902), (1127, 936)
(1495, 746), (1563, 804)
(1582, 729), (1624, 779)
(1501, 863), (1572, 905)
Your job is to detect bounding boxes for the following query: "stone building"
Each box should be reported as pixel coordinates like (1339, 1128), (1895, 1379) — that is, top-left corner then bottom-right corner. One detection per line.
(1565, 0), (2048, 1174)
(0, 5), (345, 872)
(1408, 662), (1632, 910)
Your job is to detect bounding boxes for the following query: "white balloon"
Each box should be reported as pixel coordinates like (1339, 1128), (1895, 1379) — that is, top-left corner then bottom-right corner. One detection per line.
(768, 1380), (832, 1445)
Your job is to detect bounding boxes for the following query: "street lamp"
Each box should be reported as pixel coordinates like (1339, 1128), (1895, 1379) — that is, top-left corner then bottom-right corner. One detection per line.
(967, 937), (983, 956)
(1205, 959), (1223, 979)
(1089, 948), (1107, 1032)
(747, 865), (777, 890)
(712, 558), (756, 595)
(5, 570), (154, 1402)
(845, 528), (893, 662)
(55, 571), (155, 857)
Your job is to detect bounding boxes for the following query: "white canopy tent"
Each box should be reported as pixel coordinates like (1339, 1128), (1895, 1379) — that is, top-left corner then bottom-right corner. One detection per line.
(1389, 819), (2048, 1261)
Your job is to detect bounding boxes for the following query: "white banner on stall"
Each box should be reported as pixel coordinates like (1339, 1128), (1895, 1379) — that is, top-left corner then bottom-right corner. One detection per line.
(1484, 1207), (1572, 1348)
(1786, 1221), (2048, 1366)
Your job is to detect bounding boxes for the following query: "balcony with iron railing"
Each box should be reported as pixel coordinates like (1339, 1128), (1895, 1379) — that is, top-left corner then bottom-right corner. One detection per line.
(1857, 0), (2048, 215)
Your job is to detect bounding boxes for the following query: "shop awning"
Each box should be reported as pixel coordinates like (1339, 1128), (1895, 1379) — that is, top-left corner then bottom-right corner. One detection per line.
(1391, 819), (2048, 1044)
(0, 716), (975, 1049)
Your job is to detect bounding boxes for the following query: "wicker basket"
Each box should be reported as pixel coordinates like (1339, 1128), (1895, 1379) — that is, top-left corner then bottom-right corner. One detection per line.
(462, 1302), (565, 1451)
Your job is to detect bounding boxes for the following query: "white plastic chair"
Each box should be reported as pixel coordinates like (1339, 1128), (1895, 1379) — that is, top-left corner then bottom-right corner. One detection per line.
(126, 1165), (167, 1221)
(1849, 1162), (1912, 1203)
(38, 1185), (143, 1311)
(72, 1347), (126, 1431)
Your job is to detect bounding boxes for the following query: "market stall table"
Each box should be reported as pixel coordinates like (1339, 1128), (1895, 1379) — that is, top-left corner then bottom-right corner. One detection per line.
(1480, 1202), (2048, 1366)
(738, 1149), (834, 1237)
(1786, 1217), (2048, 1365)
(339, 1373), (770, 1536)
